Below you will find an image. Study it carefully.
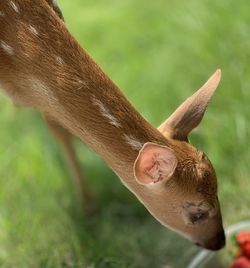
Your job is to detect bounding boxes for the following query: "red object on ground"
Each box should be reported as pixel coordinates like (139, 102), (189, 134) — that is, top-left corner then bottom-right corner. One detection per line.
(230, 256), (250, 268)
(236, 232), (250, 245)
(242, 242), (250, 259)
(230, 232), (250, 267)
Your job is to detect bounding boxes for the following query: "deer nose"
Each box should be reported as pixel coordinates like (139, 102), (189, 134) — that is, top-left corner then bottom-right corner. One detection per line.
(196, 230), (226, 251)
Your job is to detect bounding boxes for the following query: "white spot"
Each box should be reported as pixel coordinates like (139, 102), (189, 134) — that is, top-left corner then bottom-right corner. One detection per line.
(9, 1), (19, 13)
(76, 78), (88, 89)
(29, 77), (56, 105)
(55, 56), (64, 65)
(123, 134), (143, 150)
(28, 25), (38, 35)
(1, 41), (14, 55)
(92, 96), (122, 128)
(0, 11), (5, 17)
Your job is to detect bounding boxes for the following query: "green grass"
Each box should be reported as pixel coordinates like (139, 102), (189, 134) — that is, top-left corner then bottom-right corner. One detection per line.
(1, 0), (250, 267)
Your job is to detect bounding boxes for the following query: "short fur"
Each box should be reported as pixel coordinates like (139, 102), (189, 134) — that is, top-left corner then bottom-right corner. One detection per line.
(0, 0), (225, 250)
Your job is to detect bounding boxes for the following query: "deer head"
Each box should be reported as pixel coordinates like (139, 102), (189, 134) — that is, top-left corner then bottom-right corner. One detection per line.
(134, 70), (225, 250)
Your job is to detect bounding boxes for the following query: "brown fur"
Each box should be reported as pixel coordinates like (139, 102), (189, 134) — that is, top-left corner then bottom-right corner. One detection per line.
(0, 0), (225, 250)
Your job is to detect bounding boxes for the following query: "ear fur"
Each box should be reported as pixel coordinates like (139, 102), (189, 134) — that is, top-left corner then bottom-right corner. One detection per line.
(133, 142), (177, 185)
(158, 69), (221, 141)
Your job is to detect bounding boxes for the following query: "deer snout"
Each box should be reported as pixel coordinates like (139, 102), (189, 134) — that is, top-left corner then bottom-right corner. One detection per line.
(196, 229), (226, 251)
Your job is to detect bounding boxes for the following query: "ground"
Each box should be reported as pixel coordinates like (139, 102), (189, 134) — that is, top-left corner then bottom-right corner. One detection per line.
(0, 0), (250, 267)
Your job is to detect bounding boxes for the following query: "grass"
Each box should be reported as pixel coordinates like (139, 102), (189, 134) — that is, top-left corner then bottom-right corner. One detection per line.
(0, 0), (250, 267)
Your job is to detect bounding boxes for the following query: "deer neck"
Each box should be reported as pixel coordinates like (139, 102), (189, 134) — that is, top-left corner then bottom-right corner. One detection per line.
(0, 1), (168, 193)
(46, 56), (168, 190)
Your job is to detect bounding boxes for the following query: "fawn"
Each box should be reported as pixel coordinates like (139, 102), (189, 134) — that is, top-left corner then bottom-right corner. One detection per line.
(0, 0), (225, 250)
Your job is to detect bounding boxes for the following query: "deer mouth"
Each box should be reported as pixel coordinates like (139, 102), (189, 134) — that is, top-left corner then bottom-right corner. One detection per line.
(195, 230), (226, 251)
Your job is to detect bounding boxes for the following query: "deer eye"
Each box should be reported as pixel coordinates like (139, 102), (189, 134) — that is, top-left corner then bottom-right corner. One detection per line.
(190, 211), (208, 224)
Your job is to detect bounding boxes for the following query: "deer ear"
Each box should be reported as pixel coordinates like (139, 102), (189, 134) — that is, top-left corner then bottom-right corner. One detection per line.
(134, 142), (177, 185)
(158, 69), (221, 141)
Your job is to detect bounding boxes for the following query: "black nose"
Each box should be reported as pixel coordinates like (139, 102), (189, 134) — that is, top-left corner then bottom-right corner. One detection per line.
(195, 230), (226, 251)
(205, 230), (226, 251)
(213, 231), (225, 250)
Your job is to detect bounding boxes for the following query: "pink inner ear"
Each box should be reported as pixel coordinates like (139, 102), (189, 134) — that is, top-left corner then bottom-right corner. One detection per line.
(134, 143), (177, 185)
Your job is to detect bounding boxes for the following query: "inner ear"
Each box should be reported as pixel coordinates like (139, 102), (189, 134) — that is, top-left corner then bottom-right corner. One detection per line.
(133, 142), (177, 185)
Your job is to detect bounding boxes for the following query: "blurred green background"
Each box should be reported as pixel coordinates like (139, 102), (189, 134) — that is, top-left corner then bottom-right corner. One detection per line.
(1, 0), (250, 267)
